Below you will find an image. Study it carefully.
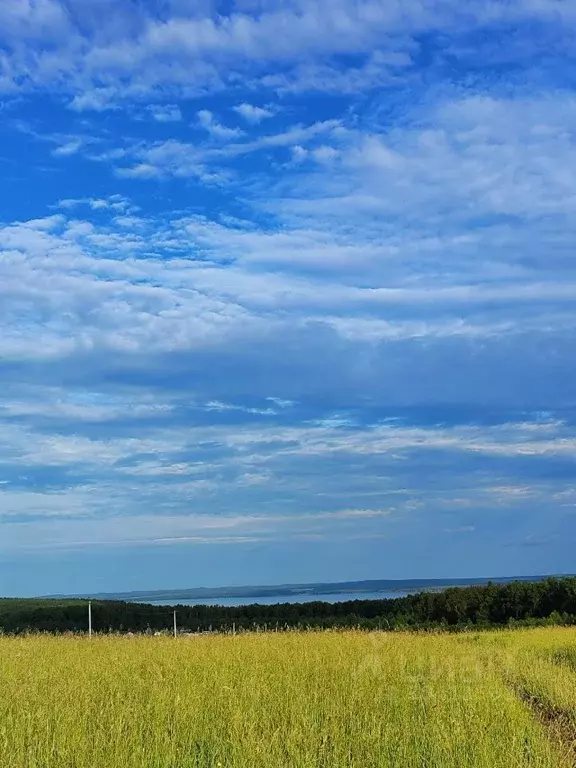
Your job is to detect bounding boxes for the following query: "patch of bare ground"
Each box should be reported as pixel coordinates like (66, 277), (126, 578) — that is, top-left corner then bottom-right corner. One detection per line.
(514, 685), (576, 766)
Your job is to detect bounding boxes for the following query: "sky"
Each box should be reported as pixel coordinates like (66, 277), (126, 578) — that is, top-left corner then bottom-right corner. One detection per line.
(1, 0), (575, 597)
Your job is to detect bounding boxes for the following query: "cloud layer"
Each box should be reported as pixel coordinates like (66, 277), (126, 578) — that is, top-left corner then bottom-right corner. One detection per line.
(0, 0), (575, 593)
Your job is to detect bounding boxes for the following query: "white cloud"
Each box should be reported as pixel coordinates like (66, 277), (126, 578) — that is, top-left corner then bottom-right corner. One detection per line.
(1, 200), (576, 374)
(15, 122), (103, 157)
(58, 195), (132, 212)
(0, 0), (71, 41)
(52, 139), (82, 156)
(291, 145), (307, 162)
(445, 526), (475, 533)
(68, 88), (119, 112)
(115, 162), (160, 179)
(332, 95), (576, 223)
(115, 140), (220, 181)
(1, 384), (575, 553)
(113, 215), (146, 228)
(0, 488), (98, 520)
(2, 0), (569, 105)
(233, 102), (274, 123)
(262, 49), (412, 93)
(204, 400), (277, 415)
(0, 387), (171, 423)
(0, 505), (393, 550)
(113, 118), (340, 178)
(1, 1), (576, 566)
(197, 109), (243, 139)
(224, 119), (341, 155)
(2, 383), (575, 475)
(147, 103), (182, 122)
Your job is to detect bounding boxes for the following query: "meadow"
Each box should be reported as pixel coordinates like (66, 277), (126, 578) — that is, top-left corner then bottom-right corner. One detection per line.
(0, 628), (574, 767)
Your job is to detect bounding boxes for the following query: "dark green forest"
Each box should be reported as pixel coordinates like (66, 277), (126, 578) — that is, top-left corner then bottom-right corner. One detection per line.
(1, 577), (576, 634)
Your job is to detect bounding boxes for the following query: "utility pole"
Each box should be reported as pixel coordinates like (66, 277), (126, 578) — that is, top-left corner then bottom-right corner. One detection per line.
(88, 601), (92, 638)
(173, 610), (177, 639)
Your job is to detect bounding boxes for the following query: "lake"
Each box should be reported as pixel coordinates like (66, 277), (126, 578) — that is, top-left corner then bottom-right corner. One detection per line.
(137, 590), (417, 607)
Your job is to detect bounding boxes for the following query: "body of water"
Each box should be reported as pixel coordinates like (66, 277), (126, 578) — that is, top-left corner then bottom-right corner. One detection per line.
(137, 590), (416, 607)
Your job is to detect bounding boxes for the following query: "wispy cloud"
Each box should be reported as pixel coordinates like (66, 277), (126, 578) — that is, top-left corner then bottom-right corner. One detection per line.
(1, 0), (575, 586)
(147, 103), (182, 122)
(57, 195), (132, 212)
(233, 103), (274, 123)
(3, 0), (573, 106)
(197, 109), (243, 139)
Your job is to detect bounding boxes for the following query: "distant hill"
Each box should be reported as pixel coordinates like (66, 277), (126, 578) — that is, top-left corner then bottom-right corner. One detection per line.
(4, 576), (576, 634)
(45, 574), (572, 603)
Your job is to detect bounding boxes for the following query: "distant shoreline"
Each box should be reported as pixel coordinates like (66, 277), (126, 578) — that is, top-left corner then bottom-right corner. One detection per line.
(43, 573), (573, 603)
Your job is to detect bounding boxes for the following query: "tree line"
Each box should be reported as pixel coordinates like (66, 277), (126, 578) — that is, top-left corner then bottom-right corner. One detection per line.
(1, 577), (575, 634)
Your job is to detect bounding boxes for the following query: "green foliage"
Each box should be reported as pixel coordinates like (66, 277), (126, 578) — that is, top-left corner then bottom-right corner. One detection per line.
(1, 577), (576, 634)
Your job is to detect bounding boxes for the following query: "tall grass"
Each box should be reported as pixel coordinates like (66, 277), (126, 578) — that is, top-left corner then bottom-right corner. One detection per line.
(0, 628), (573, 767)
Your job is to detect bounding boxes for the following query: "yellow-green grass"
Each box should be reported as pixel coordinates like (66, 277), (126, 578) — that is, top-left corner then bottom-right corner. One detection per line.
(0, 628), (574, 767)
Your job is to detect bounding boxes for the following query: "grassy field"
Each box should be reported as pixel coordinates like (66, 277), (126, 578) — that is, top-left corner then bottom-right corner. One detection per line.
(0, 628), (574, 767)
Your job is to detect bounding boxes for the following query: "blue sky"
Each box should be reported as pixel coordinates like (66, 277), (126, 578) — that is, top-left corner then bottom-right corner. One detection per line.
(1, 0), (575, 597)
